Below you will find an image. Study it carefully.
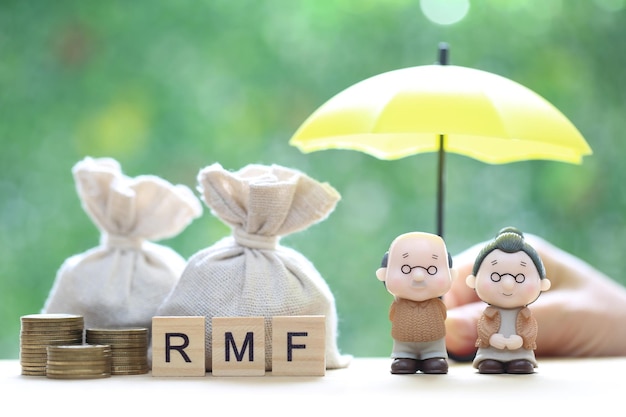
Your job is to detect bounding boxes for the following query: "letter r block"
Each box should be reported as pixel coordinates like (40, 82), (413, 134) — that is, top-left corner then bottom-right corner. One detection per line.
(272, 316), (326, 376)
(152, 316), (205, 377)
(212, 317), (265, 376)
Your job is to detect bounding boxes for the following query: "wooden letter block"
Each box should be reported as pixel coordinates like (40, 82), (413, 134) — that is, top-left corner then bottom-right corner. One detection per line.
(152, 316), (205, 377)
(271, 315), (326, 376)
(212, 317), (265, 376)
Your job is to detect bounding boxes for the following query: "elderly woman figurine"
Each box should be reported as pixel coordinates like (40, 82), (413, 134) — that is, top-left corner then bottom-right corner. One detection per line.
(466, 227), (551, 374)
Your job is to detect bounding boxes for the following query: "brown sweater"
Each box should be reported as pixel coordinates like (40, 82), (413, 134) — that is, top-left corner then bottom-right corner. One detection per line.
(389, 298), (447, 342)
(475, 306), (538, 350)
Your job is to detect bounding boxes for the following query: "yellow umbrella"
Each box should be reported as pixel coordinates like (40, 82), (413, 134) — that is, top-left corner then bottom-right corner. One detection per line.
(289, 44), (592, 237)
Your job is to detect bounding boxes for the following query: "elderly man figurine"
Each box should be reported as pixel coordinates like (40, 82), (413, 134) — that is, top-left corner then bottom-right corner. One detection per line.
(466, 227), (552, 374)
(376, 232), (456, 374)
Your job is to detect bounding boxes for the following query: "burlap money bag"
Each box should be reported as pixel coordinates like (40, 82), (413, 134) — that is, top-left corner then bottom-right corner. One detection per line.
(156, 163), (352, 371)
(43, 157), (202, 330)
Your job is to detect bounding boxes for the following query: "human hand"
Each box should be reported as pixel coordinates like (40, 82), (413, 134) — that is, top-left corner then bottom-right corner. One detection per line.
(444, 233), (626, 360)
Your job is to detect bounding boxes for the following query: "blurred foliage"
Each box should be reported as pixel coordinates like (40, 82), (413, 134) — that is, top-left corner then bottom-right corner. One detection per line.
(1, 0), (625, 359)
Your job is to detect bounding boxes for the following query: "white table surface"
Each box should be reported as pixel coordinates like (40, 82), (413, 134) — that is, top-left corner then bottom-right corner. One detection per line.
(1, 357), (623, 416)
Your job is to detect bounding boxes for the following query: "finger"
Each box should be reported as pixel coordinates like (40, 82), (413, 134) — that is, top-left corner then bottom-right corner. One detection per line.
(447, 288), (626, 359)
(521, 233), (588, 289)
(444, 271), (480, 309)
(444, 242), (484, 309)
(445, 301), (482, 360)
(532, 288), (626, 357)
(445, 292), (582, 360)
(444, 233), (583, 310)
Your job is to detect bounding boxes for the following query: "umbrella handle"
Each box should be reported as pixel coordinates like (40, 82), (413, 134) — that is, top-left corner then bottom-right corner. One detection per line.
(437, 42), (449, 66)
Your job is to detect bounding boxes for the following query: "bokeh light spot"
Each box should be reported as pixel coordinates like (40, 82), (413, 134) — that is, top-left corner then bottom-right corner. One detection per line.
(75, 98), (149, 157)
(420, 0), (470, 25)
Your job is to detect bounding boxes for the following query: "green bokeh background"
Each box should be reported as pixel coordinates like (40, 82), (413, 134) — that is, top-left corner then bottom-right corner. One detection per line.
(2, 0), (625, 359)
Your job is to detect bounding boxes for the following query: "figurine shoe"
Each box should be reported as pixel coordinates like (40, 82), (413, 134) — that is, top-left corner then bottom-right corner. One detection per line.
(477, 359), (505, 374)
(390, 358), (420, 374)
(421, 358), (448, 374)
(505, 359), (535, 374)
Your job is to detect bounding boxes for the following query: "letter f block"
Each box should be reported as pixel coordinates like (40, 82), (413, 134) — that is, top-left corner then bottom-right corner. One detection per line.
(272, 316), (326, 376)
(152, 316), (206, 377)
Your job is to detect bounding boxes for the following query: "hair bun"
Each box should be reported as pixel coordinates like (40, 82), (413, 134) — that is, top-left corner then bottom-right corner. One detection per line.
(497, 226), (524, 239)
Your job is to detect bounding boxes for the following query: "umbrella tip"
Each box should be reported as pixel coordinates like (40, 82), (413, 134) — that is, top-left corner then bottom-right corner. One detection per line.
(437, 42), (449, 65)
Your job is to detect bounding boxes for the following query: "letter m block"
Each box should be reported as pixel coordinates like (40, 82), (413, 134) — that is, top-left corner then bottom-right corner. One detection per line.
(152, 316), (206, 377)
(212, 317), (265, 376)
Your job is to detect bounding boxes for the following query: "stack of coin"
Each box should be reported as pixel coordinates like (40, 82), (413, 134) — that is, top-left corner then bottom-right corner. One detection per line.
(85, 328), (149, 375)
(46, 344), (112, 379)
(20, 314), (84, 376)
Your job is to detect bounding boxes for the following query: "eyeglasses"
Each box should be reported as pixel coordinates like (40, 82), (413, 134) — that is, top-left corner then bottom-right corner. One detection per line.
(490, 272), (525, 283)
(401, 264), (438, 275)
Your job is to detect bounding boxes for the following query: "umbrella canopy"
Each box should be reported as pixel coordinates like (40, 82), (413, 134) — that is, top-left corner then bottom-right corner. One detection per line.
(290, 65), (591, 164)
(289, 44), (592, 236)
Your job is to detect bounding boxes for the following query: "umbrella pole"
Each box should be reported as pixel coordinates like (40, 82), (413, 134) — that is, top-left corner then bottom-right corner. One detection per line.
(437, 134), (445, 238)
(435, 43), (449, 238)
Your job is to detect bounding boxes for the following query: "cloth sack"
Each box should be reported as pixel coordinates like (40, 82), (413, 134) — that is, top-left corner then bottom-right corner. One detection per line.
(43, 157), (202, 330)
(156, 163), (352, 371)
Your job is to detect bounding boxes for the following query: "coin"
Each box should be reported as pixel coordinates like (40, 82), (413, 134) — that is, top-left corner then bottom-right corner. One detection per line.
(21, 313), (84, 323)
(19, 314), (85, 376)
(85, 328), (149, 375)
(46, 372), (110, 380)
(45, 344), (112, 379)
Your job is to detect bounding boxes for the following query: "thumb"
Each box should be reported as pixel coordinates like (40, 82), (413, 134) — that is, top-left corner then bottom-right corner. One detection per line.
(445, 290), (618, 359)
(445, 294), (579, 360)
(529, 289), (624, 357)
